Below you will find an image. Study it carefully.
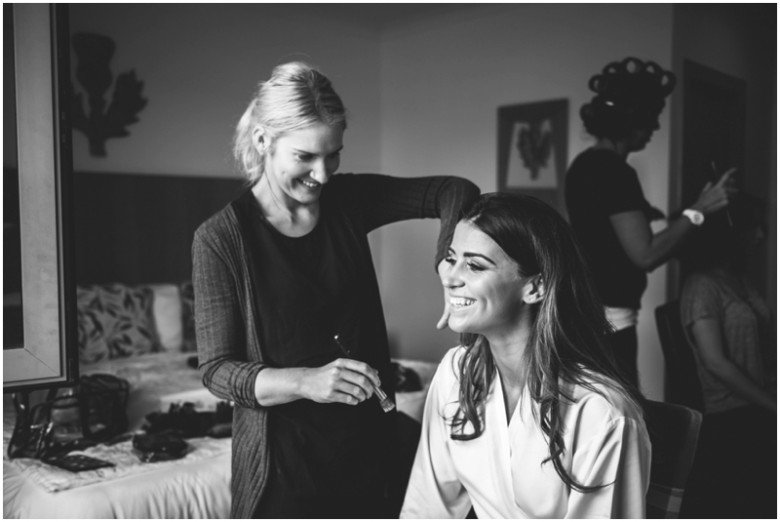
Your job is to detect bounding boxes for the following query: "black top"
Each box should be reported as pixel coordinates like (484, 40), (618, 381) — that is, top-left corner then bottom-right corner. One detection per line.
(192, 172), (478, 518)
(224, 173), (479, 517)
(565, 148), (656, 309)
(237, 185), (391, 515)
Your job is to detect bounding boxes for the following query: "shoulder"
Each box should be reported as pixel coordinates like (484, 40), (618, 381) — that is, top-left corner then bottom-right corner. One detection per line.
(682, 272), (718, 294)
(326, 172), (356, 188)
(325, 172), (374, 194)
(193, 192), (251, 257)
(195, 202), (239, 244)
(564, 374), (644, 428)
(322, 173), (367, 204)
(681, 272), (722, 306)
(431, 345), (466, 389)
(567, 150), (635, 192)
(563, 378), (649, 451)
(569, 149), (628, 172)
(424, 346), (466, 412)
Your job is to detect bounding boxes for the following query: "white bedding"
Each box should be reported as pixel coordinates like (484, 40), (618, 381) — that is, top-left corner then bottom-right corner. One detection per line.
(3, 352), (230, 519)
(3, 353), (437, 519)
(3, 441), (231, 518)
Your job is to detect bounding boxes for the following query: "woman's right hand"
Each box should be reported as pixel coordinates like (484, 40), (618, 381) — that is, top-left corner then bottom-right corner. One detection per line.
(300, 359), (381, 406)
(436, 307), (451, 330)
(692, 168), (739, 216)
(436, 260), (452, 330)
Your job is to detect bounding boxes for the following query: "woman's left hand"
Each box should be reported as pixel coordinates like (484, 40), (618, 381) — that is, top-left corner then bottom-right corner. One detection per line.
(692, 168), (739, 215)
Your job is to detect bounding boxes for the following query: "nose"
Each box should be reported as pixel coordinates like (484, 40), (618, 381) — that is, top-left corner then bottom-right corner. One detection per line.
(439, 261), (464, 289)
(309, 161), (330, 185)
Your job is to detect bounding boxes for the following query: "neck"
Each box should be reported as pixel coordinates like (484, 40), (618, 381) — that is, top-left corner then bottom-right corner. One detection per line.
(485, 327), (533, 423)
(594, 137), (630, 159)
(485, 317), (534, 392)
(252, 176), (319, 235)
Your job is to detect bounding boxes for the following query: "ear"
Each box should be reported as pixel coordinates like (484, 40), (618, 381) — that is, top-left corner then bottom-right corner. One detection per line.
(252, 126), (267, 154)
(521, 274), (545, 304)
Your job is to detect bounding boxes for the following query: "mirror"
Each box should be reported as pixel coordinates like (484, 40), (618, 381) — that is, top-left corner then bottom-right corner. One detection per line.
(3, 4), (77, 392)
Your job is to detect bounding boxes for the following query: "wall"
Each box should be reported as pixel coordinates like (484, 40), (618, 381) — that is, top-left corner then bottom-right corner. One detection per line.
(68, 4), (388, 297)
(377, 4), (674, 399)
(68, 4), (383, 177)
(66, 5), (772, 402)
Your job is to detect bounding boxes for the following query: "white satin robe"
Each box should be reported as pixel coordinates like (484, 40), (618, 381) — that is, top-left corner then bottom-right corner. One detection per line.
(401, 346), (651, 519)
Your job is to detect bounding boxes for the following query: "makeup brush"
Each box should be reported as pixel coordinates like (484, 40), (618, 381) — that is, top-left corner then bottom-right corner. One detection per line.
(333, 334), (395, 413)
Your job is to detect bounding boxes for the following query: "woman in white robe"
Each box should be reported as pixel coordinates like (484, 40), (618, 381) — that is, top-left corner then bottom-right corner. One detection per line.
(401, 193), (650, 519)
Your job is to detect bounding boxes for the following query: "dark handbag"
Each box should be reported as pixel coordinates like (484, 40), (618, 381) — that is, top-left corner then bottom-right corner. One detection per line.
(78, 373), (130, 440)
(132, 431), (189, 462)
(143, 401), (233, 438)
(7, 374), (130, 460)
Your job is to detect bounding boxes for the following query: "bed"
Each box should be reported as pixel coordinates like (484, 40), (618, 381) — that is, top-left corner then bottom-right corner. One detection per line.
(2, 281), (232, 519)
(2, 284), (437, 518)
(2, 173), (439, 518)
(3, 351), (436, 519)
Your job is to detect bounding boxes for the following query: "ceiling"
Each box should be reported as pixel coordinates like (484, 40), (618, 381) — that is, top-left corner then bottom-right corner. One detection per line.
(300, 3), (482, 30)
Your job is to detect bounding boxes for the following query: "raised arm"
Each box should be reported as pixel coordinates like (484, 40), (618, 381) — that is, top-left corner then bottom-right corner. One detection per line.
(611, 169), (737, 272)
(349, 174), (479, 265)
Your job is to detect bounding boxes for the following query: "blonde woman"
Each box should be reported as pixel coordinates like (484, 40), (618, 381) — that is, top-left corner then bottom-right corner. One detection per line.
(193, 62), (478, 518)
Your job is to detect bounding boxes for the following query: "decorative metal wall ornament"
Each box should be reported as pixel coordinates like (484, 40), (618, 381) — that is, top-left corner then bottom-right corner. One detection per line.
(71, 32), (147, 157)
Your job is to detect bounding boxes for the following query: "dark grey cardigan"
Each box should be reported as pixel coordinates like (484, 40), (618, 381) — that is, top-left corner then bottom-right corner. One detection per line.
(193, 203), (269, 518)
(192, 174), (478, 518)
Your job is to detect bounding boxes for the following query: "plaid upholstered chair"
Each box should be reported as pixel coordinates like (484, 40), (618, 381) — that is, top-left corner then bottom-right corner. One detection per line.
(643, 400), (703, 518)
(654, 301), (704, 412)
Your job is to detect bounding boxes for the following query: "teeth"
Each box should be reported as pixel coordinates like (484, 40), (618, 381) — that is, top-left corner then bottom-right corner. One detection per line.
(301, 179), (319, 189)
(450, 297), (475, 308)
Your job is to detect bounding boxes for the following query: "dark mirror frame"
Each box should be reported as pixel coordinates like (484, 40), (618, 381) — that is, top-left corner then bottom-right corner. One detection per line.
(3, 4), (77, 392)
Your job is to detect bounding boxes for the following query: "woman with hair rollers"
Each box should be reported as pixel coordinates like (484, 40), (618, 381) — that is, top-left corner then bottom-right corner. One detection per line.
(402, 193), (649, 518)
(565, 57), (737, 387)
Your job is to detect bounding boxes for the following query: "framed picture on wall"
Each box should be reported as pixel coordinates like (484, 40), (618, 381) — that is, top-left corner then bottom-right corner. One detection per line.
(497, 98), (568, 214)
(4, 4), (78, 392)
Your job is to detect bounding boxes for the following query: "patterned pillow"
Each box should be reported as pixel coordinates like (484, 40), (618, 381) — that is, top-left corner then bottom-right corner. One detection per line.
(179, 281), (197, 353)
(77, 284), (162, 364)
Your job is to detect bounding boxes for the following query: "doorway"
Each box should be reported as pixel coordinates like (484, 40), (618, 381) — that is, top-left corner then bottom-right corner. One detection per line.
(677, 59), (746, 286)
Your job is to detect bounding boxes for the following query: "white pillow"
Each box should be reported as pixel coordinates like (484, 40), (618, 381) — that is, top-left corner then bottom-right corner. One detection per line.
(149, 284), (183, 351)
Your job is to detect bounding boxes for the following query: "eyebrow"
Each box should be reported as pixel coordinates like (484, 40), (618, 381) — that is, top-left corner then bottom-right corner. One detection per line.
(293, 145), (344, 156)
(447, 247), (497, 266)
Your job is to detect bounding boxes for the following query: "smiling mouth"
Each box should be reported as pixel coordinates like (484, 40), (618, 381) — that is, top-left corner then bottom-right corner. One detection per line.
(300, 179), (320, 190)
(450, 297), (476, 309)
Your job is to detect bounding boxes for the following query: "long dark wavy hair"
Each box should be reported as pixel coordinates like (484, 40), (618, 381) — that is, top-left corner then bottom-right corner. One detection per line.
(448, 192), (640, 492)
